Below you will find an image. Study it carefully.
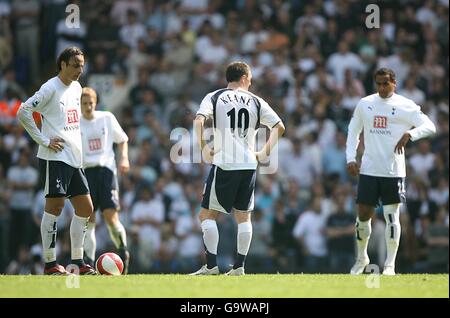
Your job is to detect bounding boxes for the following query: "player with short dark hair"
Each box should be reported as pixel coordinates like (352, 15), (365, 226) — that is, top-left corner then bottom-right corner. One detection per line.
(346, 67), (436, 275)
(80, 87), (130, 274)
(191, 61), (285, 276)
(17, 46), (96, 275)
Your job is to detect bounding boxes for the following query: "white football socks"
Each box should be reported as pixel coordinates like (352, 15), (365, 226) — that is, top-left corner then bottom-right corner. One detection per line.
(383, 204), (401, 269)
(107, 221), (128, 249)
(237, 221), (253, 256)
(70, 214), (89, 260)
(201, 219), (219, 255)
(41, 212), (58, 263)
(84, 221), (96, 261)
(355, 217), (371, 261)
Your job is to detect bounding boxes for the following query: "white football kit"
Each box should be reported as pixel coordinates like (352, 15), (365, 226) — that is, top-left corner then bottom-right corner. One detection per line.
(18, 76), (83, 168)
(197, 88), (281, 171)
(80, 111), (128, 174)
(346, 93), (436, 178)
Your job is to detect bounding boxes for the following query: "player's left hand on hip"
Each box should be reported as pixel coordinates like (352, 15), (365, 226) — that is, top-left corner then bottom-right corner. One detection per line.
(202, 145), (216, 163)
(394, 133), (411, 154)
(255, 150), (268, 163)
(119, 159), (130, 175)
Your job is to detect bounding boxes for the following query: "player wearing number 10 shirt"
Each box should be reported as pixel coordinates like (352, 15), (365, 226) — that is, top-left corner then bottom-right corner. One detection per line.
(191, 61), (285, 276)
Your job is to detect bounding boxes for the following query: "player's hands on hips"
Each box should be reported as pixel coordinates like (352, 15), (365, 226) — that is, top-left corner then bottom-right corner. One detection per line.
(255, 151), (268, 163)
(202, 145), (216, 164)
(346, 161), (360, 177)
(395, 132), (411, 154)
(119, 158), (130, 176)
(48, 137), (65, 152)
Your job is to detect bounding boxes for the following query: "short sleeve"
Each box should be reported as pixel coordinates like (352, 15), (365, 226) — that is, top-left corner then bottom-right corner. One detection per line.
(196, 92), (214, 119)
(109, 113), (128, 143)
(259, 98), (281, 128)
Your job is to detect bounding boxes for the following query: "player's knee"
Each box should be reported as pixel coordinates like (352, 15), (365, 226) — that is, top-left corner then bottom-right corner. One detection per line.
(198, 210), (206, 222)
(78, 198), (94, 215)
(233, 210), (251, 224)
(357, 205), (374, 221)
(198, 208), (218, 222)
(45, 199), (65, 215)
(46, 205), (64, 215)
(198, 208), (209, 222)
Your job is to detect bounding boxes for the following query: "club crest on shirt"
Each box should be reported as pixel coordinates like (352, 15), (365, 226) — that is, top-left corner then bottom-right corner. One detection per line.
(32, 95), (42, 107)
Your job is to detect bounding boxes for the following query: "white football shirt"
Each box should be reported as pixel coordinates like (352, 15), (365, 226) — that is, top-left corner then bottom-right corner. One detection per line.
(18, 76), (83, 168)
(80, 111), (128, 173)
(197, 88), (281, 170)
(346, 93), (436, 177)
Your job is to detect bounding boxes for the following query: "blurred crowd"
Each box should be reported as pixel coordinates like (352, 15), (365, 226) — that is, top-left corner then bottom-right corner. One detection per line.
(0, 0), (448, 275)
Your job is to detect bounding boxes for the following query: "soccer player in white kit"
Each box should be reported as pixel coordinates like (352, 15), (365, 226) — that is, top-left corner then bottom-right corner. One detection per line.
(346, 68), (436, 275)
(80, 87), (130, 273)
(190, 62), (285, 276)
(17, 47), (96, 275)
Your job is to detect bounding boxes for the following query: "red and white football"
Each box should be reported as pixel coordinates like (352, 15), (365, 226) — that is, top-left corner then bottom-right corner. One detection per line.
(95, 252), (124, 275)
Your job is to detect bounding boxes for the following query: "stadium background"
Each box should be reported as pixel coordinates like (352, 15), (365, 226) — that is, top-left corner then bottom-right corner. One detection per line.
(0, 0), (448, 275)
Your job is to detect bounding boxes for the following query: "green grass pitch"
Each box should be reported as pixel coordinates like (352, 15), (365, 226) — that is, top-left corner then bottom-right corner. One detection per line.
(0, 274), (448, 298)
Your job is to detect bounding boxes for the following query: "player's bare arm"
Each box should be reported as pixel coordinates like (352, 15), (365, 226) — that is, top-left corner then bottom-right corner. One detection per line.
(118, 141), (130, 175)
(255, 121), (285, 162)
(194, 114), (215, 163)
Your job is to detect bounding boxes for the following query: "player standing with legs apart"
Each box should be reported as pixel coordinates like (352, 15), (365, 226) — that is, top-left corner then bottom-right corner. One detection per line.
(80, 87), (130, 273)
(17, 47), (96, 275)
(191, 62), (285, 276)
(346, 68), (436, 275)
